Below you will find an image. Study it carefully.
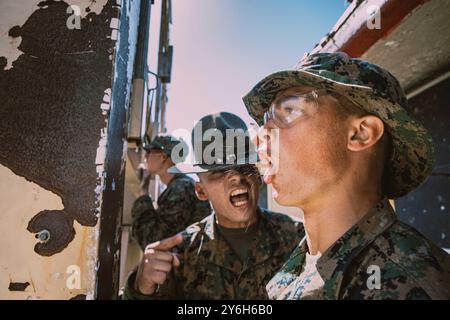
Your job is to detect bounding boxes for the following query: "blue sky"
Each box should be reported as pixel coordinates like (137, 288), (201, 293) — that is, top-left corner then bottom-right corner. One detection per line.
(148, 0), (348, 137)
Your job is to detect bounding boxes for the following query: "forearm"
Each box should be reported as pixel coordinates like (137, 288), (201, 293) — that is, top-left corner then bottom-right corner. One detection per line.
(122, 271), (155, 300)
(123, 270), (182, 300)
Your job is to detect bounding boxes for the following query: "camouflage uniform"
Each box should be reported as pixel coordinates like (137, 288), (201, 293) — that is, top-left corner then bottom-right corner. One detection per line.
(242, 52), (450, 299)
(132, 134), (211, 249)
(266, 199), (450, 300)
(124, 207), (305, 299)
(131, 173), (211, 250)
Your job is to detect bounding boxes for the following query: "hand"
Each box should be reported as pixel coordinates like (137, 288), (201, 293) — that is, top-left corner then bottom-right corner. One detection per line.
(134, 233), (184, 295)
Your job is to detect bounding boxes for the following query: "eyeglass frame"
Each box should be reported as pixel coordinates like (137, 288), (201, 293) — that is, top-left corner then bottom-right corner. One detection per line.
(263, 89), (334, 129)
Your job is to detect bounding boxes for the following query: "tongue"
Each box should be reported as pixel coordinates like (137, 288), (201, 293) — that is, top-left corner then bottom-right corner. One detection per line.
(231, 194), (248, 203)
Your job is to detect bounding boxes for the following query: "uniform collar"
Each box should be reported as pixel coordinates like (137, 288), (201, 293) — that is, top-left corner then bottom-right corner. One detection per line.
(194, 207), (285, 274)
(311, 198), (397, 299)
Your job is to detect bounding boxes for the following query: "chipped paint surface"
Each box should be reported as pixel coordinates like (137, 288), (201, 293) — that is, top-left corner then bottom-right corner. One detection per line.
(0, 0), (108, 70)
(0, 0), (120, 254)
(0, 0), (124, 299)
(0, 164), (98, 299)
(1, 0), (141, 298)
(95, 0), (141, 298)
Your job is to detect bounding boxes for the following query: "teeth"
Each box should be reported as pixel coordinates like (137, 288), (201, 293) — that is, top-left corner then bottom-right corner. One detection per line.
(231, 188), (248, 197)
(256, 154), (273, 175)
(233, 200), (248, 207)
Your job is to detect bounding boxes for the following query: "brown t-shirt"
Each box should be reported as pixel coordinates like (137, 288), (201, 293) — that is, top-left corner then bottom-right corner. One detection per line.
(217, 222), (259, 262)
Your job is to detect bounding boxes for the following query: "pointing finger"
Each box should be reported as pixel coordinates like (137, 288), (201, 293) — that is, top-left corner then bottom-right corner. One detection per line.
(146, 233), (184, 251)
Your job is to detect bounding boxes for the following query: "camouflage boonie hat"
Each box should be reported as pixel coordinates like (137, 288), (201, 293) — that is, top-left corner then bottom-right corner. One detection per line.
(144, 134), (187, 160)
(242, 52), (435, 198)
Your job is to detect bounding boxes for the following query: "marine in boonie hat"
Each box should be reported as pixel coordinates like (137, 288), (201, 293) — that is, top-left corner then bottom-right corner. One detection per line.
(144, 134), (188, 160)
(242, 51), (435, 198)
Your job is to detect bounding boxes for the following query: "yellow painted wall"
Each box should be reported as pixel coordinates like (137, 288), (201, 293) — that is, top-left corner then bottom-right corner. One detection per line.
(0, 164), (99, 299)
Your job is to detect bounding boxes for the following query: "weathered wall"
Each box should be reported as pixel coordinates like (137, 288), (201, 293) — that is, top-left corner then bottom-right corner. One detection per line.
(0, 0), (140, 299)
(0, 164), (97, 299)
(361, 0), (450, 93)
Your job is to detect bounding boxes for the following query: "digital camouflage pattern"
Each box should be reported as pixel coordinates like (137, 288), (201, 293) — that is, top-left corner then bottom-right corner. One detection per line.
(131, 173), (211, 250)
(124, 208), (305, 299)
(144, 134), (187, 159)
(242, 52), (435, 199)
(266, 199), (450, 300)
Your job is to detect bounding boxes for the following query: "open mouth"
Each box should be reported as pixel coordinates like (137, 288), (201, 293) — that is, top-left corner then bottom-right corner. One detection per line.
(256, 158), (276, 184)
(229, 187), (250, 207)
(255, 140), (277, 185)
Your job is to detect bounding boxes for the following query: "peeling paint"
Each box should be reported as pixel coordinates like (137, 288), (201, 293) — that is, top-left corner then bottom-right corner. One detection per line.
(1, 0), (123, 299)
(8, 282), (30, 292)
(0, 0), (139, 299)
(1, 0), (123, 257)
(95, 126), (108, 207)
(95, 0), (141, 299)
(0, 165), (98, 299)
(110, 17), (120, 41)
(0, 0), (108, 70)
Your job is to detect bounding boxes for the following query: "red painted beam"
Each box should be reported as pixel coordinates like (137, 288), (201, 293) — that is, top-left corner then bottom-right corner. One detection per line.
(341, 0), (430, 57)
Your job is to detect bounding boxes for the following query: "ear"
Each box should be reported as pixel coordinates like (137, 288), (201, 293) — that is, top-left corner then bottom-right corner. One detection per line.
(347, 115), (384, 152)
(195, 182), (209, 201)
